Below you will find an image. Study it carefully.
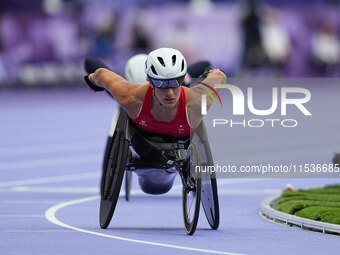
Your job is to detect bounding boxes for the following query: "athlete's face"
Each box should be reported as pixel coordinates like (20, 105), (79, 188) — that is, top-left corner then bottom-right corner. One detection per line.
(154, 86), (181, 107)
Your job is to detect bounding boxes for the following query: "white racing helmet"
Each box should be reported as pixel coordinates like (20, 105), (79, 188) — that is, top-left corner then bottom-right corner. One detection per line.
(125, 54), (148, 84)
(145, 48), (187, 79)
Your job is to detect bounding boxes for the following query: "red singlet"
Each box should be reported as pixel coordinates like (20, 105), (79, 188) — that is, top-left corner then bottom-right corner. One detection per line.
(131, 86), (194, 138)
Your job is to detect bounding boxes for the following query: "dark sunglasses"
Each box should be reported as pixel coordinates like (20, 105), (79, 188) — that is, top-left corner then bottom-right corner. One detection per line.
(148, 75), (185, 89)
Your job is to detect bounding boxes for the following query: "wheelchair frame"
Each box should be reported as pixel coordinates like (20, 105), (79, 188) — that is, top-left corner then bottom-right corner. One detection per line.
(100, 107), (219, 235)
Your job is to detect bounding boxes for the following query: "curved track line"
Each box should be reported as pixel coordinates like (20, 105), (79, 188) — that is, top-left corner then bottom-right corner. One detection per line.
(45, 195), (246, 255)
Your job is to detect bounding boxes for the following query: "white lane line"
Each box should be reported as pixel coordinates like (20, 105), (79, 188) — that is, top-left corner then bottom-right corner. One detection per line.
(0, 172), (100, 188)
(45, 195), (247, 255)
(0, 154), (102, 171)
(0, 172), (260, 190)
(3, 200), (66, 204)
(7, 230), (74, 233)
(0, 140), (102, 157)
(3, 186), (281, 196)
(0, 215), (45, 217)
(10, 186), (99, 194)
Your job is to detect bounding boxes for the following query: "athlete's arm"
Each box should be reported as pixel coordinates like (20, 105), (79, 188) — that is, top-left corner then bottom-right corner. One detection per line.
(187, 69), (226, 128)
(88, 68), (147, 118)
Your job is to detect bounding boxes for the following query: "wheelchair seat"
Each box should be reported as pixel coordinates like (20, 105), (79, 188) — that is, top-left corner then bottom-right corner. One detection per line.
(127, 123), (190, 194)
(129, 123), (190, 169)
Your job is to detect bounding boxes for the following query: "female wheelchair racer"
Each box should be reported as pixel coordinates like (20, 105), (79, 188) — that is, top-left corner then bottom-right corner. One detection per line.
(84, 48), (226, 235)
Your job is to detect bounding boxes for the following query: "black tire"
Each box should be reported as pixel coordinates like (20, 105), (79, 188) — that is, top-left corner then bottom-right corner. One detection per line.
(99, 110), (129, 229)
(125, 171), (132, 201)
(102, 107), (121, 188)
(193, 122), (220, 230)
(182, 143), (201, 235)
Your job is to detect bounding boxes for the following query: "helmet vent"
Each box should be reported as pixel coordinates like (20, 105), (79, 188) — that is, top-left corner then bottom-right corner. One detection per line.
(181, 60), (185, 71)
(172, 55), (176, 66)
(151, 65), (158, 75)
(157, 57), (165, 67)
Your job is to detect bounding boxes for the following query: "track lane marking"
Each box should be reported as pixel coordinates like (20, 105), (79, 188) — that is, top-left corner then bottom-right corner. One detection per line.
(0, 172), (267, 189)
(0, 154), (101, 171)
(7, 230), (74, 233)
(10, 186), (99, 193)
(3, 200), (65, 204)
(4, 186), (281, 195)
(0, 215), (45, 217)
(0, 140), (102, 157)
(0, 172), (99, 188)
(45, 195), (247, 255)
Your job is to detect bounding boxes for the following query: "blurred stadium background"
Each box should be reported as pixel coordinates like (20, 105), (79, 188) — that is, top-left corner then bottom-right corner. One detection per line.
(0, 0), (339, 89)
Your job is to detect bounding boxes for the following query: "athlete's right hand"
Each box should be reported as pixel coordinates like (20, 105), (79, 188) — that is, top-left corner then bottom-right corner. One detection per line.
(199, 66), (213, 79)
(84, 58), (110, 92)
(199, 66), (226, 79)
(84, 74), (105, 92)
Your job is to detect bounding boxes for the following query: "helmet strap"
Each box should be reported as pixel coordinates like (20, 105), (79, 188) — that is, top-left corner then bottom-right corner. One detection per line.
(152, 86), (167, 112)
(149, 84), (161, 105)
(153, 88), (163, 106)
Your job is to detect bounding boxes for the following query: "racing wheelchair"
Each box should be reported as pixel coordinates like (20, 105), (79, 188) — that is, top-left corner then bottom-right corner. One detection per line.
(100, 107), (219, 235)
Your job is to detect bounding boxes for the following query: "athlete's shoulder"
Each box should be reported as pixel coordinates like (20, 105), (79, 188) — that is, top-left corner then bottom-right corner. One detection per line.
(134, 84), (151, 102)
(120, 84), (150, 119)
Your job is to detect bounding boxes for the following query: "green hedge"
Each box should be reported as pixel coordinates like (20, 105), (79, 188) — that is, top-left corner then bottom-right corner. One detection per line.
(275, 185), (340, 225)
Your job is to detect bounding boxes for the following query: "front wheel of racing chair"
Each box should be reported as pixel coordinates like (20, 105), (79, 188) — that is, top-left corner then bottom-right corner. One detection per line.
(100, 108), (130, 229)
(182, 143), (201, 235)
(192, 121), (220, 230)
